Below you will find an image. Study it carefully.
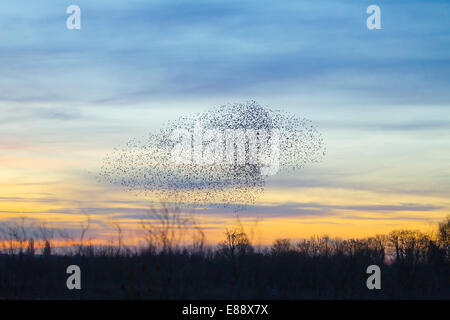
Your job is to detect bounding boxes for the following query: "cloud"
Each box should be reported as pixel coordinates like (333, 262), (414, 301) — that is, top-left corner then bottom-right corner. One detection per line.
(324, 120), (450, 131)
(0, 197), (444, 228)
(1, 1), (449, 106)
(0, 107), (83, 124)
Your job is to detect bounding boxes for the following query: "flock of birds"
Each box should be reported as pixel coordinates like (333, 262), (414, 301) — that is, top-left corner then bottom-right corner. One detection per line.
(99, 101), (326, 209)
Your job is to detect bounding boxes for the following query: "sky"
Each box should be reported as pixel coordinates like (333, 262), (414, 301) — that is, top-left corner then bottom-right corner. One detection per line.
(0, 0), (449, 245)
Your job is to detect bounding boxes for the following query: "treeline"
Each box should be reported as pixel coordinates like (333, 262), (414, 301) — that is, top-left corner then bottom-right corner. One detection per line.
(0, 214), (448, 299)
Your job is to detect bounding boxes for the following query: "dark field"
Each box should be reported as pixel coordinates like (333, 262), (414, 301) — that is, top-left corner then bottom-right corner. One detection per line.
(0, 218), (448, 300)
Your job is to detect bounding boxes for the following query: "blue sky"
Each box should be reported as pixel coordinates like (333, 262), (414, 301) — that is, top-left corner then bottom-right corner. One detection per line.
(1, 0), (449, 107)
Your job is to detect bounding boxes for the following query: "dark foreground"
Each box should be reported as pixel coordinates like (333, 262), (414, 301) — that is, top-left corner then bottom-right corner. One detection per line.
(1, 215), (449, 299)
(0, 244), (448, 299)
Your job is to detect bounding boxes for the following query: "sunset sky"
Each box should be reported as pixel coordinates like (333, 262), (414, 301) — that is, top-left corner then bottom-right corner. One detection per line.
(1, 0), (449, 245)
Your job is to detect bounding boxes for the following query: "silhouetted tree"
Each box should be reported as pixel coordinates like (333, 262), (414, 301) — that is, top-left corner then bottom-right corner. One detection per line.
(218, 228), (253, 259)
(43, 240), (51, 257)
(437, 216), (449, 261)
(271, 238), (291, 256)
(25, 239), (35, 257)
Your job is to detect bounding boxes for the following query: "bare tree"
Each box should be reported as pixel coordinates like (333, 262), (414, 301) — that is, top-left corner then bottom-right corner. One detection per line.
(218, 224), (253, 259)
(37, 221), (55, 256)
(141, 203), (193, 253)
(77, 214), (91, 255)
(437, 216), (449, 260)
(271, 238), (291, 255)
(108, 217), (124, 255)
(0, 217), (33, 255)
(388, 230), (430, 267)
